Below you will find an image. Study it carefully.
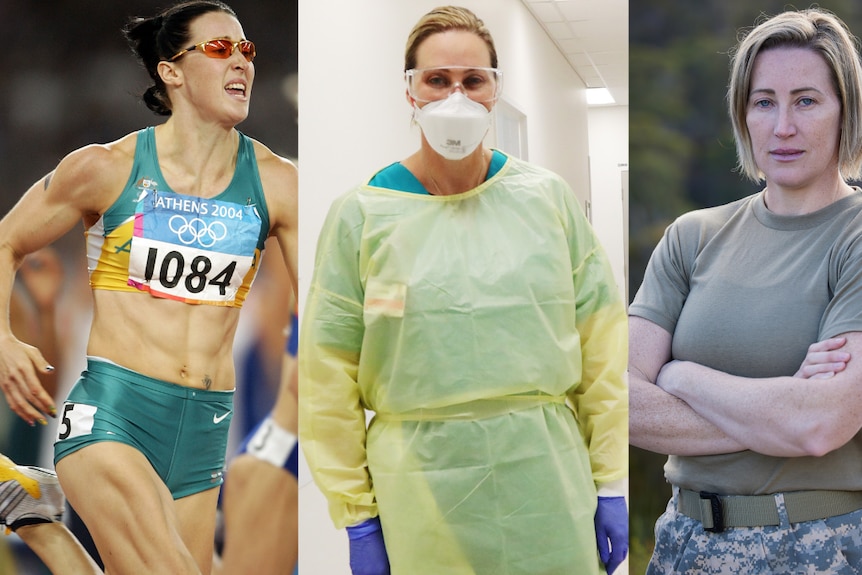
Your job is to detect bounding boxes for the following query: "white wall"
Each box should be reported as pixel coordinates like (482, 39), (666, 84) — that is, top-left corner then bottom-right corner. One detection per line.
(588, 105), (629, 301)
(298, 1), (623, 572)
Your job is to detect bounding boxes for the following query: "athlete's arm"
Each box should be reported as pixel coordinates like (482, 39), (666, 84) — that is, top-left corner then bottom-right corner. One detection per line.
(17, 248), (65, 398)
(255, 141), (298, 299)
(0, 139), (133, 424)
(657, 330), (862, 457)
(629, 315), (746, 456)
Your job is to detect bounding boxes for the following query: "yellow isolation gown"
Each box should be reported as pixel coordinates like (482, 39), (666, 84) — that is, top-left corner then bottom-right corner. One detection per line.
(299, 152), (627, 574)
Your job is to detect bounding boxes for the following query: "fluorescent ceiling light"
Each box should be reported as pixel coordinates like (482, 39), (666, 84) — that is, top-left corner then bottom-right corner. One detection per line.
(586, 87), (615, 106)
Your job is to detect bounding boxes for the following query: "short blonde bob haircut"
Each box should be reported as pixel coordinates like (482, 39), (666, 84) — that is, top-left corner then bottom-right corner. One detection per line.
(404, 6), (498, 71)
(728, 8), (862, 181)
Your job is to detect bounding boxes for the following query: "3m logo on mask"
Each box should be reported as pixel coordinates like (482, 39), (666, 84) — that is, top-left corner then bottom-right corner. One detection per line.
(446, 139), (462, 146)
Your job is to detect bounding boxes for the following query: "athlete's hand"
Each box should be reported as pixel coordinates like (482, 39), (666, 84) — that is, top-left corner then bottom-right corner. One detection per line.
(0, 334), (56, 425)
(794, 337), (850, 379)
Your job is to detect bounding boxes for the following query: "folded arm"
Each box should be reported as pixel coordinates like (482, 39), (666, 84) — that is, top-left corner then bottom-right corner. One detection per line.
(628, 315), (746, 456)
(657, 330), (862, 457)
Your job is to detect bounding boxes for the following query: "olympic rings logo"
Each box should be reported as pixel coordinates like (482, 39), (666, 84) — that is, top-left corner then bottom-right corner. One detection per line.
(168, 215), (228, 247)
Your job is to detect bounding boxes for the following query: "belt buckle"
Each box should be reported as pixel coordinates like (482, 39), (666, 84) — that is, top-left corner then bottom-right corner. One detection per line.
(700, 491), (725, 533)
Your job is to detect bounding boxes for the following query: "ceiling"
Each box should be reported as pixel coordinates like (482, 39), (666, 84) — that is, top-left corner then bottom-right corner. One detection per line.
(520, 0), (628, 106)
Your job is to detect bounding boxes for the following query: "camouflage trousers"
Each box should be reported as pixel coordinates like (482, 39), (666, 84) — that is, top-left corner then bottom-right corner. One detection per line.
(647, 487), (862, 574)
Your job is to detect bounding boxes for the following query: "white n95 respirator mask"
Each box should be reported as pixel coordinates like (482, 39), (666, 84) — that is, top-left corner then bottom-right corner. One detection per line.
(414, 92), (492, 160)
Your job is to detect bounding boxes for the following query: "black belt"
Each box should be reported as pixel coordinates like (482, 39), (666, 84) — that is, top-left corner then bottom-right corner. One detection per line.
(677, 488), (862, 533)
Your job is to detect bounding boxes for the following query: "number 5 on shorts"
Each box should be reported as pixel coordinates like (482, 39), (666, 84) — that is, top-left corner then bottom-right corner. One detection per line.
(56, 403), (98, 441)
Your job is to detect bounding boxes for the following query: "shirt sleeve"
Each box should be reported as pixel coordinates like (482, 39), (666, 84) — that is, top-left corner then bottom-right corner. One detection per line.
(821, 212), (862, 339)
(629, 218), (692, 334)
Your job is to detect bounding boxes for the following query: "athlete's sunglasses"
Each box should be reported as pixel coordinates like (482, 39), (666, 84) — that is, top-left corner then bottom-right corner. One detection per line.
(169, 38), (256, 63)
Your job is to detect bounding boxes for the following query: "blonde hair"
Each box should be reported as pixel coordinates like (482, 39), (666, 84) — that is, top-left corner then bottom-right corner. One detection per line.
(404, 6), (497, 71)
(728, 8), (862, 181)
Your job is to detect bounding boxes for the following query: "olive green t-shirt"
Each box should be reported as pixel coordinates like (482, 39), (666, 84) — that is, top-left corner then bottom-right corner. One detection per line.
(631, 190), (862, 494)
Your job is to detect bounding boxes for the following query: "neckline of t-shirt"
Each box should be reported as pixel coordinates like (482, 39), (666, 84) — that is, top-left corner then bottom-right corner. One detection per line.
(752, 186), (862, 231)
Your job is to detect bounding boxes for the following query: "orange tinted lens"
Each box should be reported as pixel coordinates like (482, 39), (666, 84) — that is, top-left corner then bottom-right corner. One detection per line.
(201, 40), (234, 58)
(239, 41), (256, 61)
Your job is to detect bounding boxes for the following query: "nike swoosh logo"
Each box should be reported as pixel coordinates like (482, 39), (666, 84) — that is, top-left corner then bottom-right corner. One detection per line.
(213, 412), (231, 424)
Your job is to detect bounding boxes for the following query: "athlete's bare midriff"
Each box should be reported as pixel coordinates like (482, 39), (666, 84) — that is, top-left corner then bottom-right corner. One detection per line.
(87, 289), (240, 391)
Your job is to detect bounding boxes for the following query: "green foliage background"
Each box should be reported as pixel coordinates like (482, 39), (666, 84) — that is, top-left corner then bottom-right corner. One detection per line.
(629, 1), (862, 572)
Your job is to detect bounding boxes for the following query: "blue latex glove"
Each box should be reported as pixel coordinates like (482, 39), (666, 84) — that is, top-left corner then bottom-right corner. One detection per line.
(594, 496), (628, 575)
(346, 517), (391, 575)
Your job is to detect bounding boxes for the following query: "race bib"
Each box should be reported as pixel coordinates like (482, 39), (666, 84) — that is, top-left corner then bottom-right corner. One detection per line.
(127, 190), (262, 304)
(56, 403), (98, 441)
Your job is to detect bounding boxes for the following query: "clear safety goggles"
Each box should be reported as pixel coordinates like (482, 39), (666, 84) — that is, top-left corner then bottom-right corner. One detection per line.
(405, 66), (502, 103)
